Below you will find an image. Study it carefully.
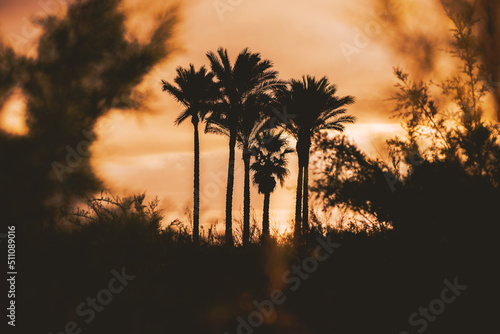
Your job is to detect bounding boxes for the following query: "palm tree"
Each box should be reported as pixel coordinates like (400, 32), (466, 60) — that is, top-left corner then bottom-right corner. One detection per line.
(162, 64), (218, 244)
(275, 76), (356, 237)
(206, 47), (280, 245)
(206, 94), (271, 245)
(251, 130), (293, 237)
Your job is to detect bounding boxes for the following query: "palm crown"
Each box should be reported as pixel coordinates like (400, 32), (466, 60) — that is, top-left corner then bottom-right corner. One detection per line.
(275, 75), (356, 139)
(162, 64), (219, 126)
(251, 131), (293, 195)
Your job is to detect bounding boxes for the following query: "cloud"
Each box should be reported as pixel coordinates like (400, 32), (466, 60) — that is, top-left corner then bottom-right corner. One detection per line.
(5, 0), (463, 225)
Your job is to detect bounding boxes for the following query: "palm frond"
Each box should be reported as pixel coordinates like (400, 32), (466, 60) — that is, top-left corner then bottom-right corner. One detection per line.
(162, 64), (218, 127)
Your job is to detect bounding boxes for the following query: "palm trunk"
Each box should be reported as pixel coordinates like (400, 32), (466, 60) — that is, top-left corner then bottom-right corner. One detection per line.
(302, 148), (310, 232)
(294, 158), (303, 240)
(243, 149), (251, 245)
(262, 192), (270, 237)
(225, 131), (236, 246)
(193, 119), (200, 245)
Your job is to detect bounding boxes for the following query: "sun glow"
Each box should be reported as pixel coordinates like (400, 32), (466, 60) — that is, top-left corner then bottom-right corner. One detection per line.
(0, 89), (29, 136)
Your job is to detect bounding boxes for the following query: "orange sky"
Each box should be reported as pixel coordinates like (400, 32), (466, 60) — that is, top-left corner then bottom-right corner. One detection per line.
(0, 0), (462, 233)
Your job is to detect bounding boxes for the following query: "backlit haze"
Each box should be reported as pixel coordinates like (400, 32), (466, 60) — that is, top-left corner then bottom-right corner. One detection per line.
(1, 0), (492, 233)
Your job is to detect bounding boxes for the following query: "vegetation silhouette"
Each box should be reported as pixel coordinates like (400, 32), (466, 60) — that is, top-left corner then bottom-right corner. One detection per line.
(206, 88), (274, 245)
(0, 0), (177, 234)
(0, 0), (498, 333)
(162, 64), (218, 244)
(250, 130), (293, 238)
(205, 47), (280, 246)
(274, 76), (356, 238)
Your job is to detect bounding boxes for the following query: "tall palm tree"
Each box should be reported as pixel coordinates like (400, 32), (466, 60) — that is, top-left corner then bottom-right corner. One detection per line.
(206, 47), (280, 245)
(251, 130), (293, 237)
(275, 76), (356, 236)
(162, 64), (218, 244)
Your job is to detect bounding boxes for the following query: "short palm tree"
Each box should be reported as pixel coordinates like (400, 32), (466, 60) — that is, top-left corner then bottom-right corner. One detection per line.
(275, 76), (356, 237)
(162, 64), (218, 244)
(206, 47), (280, 245)
(251, 130), (293, 237)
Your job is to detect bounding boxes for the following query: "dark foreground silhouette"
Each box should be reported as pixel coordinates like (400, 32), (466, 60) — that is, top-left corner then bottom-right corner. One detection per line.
(10, 191), (498, 333)
(1, 0), (499, 333)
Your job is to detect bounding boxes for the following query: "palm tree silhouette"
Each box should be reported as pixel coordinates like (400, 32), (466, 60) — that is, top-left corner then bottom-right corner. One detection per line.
(162, 64), (218, 244)
(275, 76), (356, 236)
(206, 94), (272, 245)
(206, 47), (280, 245)
(251, 130), (293, 238)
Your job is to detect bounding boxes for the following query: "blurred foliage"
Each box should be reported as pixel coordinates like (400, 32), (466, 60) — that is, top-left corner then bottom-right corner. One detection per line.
(310, 4), (500, 248)
(0, 0), (177, 232)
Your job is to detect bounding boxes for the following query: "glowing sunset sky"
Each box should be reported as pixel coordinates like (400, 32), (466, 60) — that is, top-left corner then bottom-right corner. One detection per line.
(1, 0), (473, 232)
